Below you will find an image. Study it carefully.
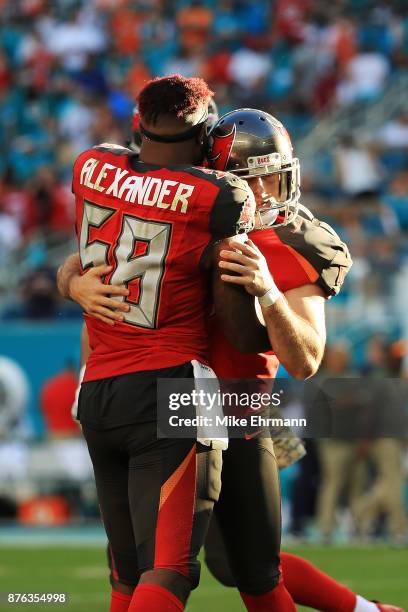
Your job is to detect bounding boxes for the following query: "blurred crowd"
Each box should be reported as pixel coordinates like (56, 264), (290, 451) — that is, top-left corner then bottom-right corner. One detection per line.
(288, 340), (408, 546)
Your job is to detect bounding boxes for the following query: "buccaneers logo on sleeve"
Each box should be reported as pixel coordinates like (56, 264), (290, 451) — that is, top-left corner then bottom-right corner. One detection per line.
(208, 124), (236, 171)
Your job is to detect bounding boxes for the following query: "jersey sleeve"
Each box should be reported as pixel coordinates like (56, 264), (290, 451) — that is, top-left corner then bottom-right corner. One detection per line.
(71, 149), (93, 195)
(275, 205), (352, 297)
(209, 173), (256, 240)
(315, 221), (352, 296)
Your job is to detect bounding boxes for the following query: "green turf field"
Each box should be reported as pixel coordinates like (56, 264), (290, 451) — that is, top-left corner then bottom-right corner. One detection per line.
(0, 545), (406, 611)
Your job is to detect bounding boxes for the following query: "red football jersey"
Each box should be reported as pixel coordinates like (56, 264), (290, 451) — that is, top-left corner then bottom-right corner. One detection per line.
(209, 204), (352, 379)
(72, 145), (255, 381)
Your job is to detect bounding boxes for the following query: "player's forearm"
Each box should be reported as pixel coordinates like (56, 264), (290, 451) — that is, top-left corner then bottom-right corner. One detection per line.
(57, 252), (81, 299)
(261, 297), (324, 379)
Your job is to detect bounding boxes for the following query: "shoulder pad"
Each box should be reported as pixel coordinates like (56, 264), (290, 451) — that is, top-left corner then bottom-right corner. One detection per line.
(275, 204), (352, 297)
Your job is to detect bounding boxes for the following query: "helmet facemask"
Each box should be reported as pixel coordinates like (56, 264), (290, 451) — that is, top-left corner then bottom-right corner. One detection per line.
(232, 155), (300, 230)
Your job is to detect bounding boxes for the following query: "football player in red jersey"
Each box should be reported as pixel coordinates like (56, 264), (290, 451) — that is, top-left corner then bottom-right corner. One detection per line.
(204, 109), (347, 611)
(203, 109), (400, 612)
(59, 106), (402, 612)
(59, 76), (265, 612)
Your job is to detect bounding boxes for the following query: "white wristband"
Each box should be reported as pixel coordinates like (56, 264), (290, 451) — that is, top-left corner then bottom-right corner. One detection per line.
(257, 284), (281, 308)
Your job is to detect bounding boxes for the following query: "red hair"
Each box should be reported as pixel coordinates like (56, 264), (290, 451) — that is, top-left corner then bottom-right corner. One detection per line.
(137, 74), (214, 125)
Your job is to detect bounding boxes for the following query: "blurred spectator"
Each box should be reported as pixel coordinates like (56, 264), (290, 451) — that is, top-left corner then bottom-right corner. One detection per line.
(327, 16), (357, 70)
(40, 361), (79, 437)
(125, 60), (151, 100)
(201, 48), (232, 86)
(314, 344), (364, 542)
(57, 90), (95, 157)
(351, 370), (408, 545)
(237, 0), (270, 38)
(336, 43), (390, 105)
(382, 171), (408, 230)
(228, 46), (271, 93)
(177, 0), (213, 53)
(211, 0), (240, 46)
(289, 439), (321, 539)
(352, 437), (407, 545)
(0, 49), (11, 91)
(110, 5), (144, 56)
(164, 48), (203, 79)
(73, 55), (109, 98)
(365, 237), (401, 314)
(43, 8), (106, 72)
(360, 335), (390, 377)
(30, 166), (73, 236)
(3, 267), (58, 320)
(0, 168), (36, 236)
(334, 135), (383, 198)
(89, 103), (125, 149)
(2, 267), (79, 320)
(272, 0), (310, 44)
(0, 202), (22, 262)
(18, 30), (53, 92)
(291, 13), (337, 110)
(314, 341), (408, 543)
(378, 110), (408, 149)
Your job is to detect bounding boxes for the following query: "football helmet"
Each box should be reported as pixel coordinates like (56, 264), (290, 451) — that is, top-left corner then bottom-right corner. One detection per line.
(208, 108), (300, 228)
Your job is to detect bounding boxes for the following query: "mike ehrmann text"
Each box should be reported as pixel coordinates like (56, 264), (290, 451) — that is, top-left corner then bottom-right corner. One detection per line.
(168, 415), (307, 428)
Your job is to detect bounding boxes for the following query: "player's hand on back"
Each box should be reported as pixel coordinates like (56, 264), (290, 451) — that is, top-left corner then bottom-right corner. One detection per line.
(219, 238), (274, 298)
(69, 265), (130, 326)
